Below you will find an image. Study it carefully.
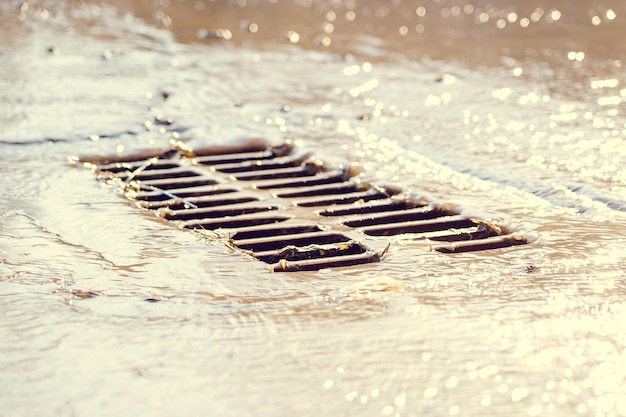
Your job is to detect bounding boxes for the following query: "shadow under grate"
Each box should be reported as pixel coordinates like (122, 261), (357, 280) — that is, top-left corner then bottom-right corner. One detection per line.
(84, 140), (527, 272)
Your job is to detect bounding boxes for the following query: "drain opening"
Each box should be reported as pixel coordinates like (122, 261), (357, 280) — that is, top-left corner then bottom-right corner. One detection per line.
(256, 170), (349, 190)
(83, 139), (527, 271)
(142, 195), (259, 210)
(294, 189), (393, 207)
(231, 223), (323, 240)
(164, 204), (280, 221)
(319, 198), (427, 216)
(210, 155), (310, 173)
(183, 214), (292, 231)
(341, 206), (455, 228)
(134, 186), (239, 201)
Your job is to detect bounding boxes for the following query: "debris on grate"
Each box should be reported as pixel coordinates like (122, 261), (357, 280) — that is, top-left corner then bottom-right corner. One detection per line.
(80, 138), (527, 272)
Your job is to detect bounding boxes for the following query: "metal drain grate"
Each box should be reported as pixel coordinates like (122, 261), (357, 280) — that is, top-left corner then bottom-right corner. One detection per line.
(85, 140), (527, 272)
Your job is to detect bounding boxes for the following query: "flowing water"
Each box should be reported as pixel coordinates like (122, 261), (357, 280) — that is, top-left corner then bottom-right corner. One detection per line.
(2, 0), (626, 416)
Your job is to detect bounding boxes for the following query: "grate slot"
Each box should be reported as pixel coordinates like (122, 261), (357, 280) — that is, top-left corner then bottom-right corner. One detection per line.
(195, 150), (275, 165)
(231, 163), (322, 181)
(192, 140), (273, 157)
(141, 195), (259, 210)
(277, 181), (366, 198)
(116, 167), (203, 181)
(270, 251), (380, 272)
(164, 204), (280, 221)
(320, 198), (427, 217)
(91, 150), (177, 166)
(230, 223), (322, 240)
(139, 176), (219, 191)
(362, 215), (477, 236)
(253, 170), (347, 189)
(210, 156), (309, 173)
(233, 231), (350, 252)
(343, 207), (455, 228)
(435, 235), (527, 253)
(134, 186), (239, 201)
(98, 160), (180, 173)
(134, 190), (179, 202)
(294, 189), (392, 207)
(182, 213), (291, 230)
(428, 224), (498, 242)
(254, 240), (367, 264)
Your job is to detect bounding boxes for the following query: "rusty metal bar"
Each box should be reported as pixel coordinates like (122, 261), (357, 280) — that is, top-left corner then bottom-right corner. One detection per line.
(342, 206), (454, 228)
(182, 212), (292, 230)
(233, 231), (351, 252)
(362, 215), (477, 236)
(270, 251), (380, 272)
(435, 235), (527, 253)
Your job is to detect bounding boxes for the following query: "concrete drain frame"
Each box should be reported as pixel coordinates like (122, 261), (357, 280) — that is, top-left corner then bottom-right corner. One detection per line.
(81, 138), (527, 272)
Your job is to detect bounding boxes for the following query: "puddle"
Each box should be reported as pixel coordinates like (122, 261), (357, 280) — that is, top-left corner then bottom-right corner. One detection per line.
(2, 1), (626, 416)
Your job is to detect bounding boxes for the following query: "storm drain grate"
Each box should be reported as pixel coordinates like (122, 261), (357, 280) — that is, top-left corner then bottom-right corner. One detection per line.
(84, 140), (527, 272)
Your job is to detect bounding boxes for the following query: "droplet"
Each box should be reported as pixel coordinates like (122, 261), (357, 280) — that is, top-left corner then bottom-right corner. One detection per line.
(530, 8), (544, 22)
(315, 35), (331, 47)
(568, 51), (585, 61)
(511, 387), (529, 402)
(285, 31), (300, 43)
(446, 376), (459, 388)
(197, 28), (232, 40)
(606, 9), (616, 20)
(424, 387), (438, 398)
